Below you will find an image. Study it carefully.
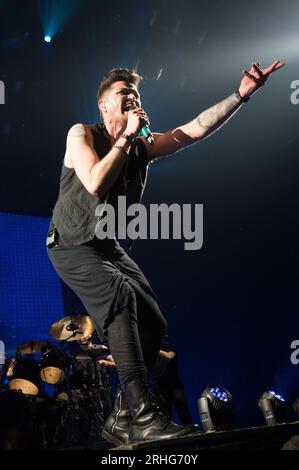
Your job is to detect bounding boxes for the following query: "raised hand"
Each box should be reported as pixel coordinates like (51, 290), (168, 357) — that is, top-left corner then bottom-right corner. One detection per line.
(239, 60), (286, 99)
(125, 107), (150, 137)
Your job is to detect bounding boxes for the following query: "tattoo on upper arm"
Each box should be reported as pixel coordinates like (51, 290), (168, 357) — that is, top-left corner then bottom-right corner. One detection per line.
(196, 92), (241, 129)
(69, 124), (87, 138)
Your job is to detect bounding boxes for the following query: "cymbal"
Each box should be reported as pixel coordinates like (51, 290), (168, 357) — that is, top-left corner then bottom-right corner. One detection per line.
(17, 341), (48, 355)
(49, 315), (95, 342)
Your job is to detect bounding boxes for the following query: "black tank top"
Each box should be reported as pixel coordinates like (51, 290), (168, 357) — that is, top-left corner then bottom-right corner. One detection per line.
(51, 123), (148, 246)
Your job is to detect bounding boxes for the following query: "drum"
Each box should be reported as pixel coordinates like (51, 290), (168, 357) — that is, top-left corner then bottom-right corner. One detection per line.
(8, 357), (40, 396)
(39, 348), (65, 385)
(0, 389), (65, 449)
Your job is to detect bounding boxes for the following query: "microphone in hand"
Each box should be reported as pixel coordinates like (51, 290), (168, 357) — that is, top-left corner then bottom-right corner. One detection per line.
(128, 104), (154, 145)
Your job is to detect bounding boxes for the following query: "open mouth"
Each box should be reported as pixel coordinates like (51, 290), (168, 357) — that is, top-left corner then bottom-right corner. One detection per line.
(123, 102), (136, 112)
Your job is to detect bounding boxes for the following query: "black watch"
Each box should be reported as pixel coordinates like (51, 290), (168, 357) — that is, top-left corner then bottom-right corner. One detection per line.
(121, 133), (135, 143)
(236, 89), (250, 103)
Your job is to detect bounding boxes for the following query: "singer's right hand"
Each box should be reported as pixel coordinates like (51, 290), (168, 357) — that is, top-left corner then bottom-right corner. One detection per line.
(125, 107), (150, 136)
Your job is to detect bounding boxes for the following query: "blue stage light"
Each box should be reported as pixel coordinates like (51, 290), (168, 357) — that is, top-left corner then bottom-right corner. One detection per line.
(44, 35), (52, 43)
(259, 390), (288, 425)
(210, 386), (230, 402)
(198, 385), (234, 432)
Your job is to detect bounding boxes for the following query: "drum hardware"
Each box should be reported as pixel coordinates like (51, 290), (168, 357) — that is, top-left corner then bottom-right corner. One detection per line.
(48, 315), (112, 440)
(0, 389), (67, 449)
(0, 315), (113, 448)
(76, 342), (109, 360)
(1, 357), (17, 385)
(88, 350), (112, 436)
(51, 355), (91, 446)
(55, 352), (110, 440)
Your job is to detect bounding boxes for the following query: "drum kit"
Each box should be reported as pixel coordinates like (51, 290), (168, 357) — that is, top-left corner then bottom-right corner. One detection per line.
(0, 315), (113, 449)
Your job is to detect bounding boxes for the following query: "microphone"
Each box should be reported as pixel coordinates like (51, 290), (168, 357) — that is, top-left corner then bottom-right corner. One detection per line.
(128, 104), (154, 145)
(139, 123), (154, 145)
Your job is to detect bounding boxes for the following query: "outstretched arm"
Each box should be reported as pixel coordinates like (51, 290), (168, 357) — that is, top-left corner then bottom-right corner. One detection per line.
(144, 60), (285, 161)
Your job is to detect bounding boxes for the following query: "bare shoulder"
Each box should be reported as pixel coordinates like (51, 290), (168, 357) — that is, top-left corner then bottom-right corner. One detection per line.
(64, 123), (94, 168)
(67, 123), (93, 142)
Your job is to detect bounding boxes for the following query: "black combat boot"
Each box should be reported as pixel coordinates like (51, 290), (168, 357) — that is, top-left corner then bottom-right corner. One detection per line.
(101, 386), (131, 446)
(124, 378), (199, 443)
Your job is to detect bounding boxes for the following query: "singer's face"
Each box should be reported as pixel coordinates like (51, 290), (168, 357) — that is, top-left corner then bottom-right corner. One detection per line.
(104, 81), (141, 121)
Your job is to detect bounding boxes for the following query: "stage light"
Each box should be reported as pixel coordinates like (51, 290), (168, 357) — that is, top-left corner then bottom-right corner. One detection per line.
(39, 0), (82, 46)
(259, 390), (287, 426)
(198, 385), (235, 432)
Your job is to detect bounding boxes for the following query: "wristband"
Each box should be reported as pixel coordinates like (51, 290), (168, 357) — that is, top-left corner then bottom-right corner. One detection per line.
(236, 89), (250, 103)
(113, 145), (129, 157)
(121, 133), (135, 143)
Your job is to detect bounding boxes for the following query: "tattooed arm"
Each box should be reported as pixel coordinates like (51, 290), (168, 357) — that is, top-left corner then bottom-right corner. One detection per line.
(64, 123), (133, 197)
(64, 103), (151, 196)
(143, 60), (285, 162)
(196, 91), (243, 134)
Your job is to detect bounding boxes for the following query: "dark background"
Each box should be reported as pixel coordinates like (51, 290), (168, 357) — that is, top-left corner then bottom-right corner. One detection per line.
(1, 0), (299, 427)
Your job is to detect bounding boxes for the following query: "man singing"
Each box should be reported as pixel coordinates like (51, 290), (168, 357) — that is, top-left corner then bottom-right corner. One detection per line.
(47, 60), (285, 445)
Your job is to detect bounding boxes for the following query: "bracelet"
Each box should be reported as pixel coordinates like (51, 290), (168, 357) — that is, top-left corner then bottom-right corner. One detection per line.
(235, 89), (250, 103)
(121, 133), (135, 143)
(113, 145), (129, 157)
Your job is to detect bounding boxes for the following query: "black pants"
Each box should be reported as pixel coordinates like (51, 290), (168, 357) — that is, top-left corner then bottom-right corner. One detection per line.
(48, 236), (167, 388)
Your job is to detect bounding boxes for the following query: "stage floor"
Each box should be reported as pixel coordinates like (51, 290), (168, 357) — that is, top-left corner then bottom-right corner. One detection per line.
(61, 420), (299, 451)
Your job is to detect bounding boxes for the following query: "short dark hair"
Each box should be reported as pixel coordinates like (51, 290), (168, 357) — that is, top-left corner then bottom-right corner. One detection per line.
(97, 68), (142, 101)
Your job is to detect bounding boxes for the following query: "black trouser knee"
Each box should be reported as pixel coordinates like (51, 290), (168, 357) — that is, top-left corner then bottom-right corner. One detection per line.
(107, 288), (167, 389)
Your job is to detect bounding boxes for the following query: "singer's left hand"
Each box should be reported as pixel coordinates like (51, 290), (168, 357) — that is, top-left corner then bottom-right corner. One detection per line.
(238, 60), (286, 99)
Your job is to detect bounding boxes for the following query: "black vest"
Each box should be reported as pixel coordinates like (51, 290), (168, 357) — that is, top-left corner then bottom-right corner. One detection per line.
(51, 123), (148, 246)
